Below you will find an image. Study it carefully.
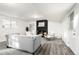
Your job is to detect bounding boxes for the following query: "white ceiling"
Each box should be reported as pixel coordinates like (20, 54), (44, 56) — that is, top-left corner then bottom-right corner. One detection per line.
(0, 3), (75, 22)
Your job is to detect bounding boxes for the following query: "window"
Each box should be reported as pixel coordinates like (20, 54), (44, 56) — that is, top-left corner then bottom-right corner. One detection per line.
(73, 13), (79, 29)
(69, 12), (74, 30)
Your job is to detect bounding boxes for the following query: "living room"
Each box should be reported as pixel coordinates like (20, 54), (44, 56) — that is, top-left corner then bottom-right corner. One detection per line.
(0, 3), (79, 55)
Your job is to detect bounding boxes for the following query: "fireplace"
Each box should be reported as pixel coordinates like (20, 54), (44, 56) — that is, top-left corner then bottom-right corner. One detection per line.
(36, 20), (48, 37)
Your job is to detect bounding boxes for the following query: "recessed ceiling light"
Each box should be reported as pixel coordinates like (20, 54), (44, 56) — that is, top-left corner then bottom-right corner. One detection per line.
(4, 3), (17, 7)
(8, 3), (16, 4)
(32, 15), (40, 18)
(4, 3), (16, 6)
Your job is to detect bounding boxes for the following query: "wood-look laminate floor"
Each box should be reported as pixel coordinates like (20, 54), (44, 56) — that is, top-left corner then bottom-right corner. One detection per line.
(0, 38), (74, 55)
(35, 38), (74, 55)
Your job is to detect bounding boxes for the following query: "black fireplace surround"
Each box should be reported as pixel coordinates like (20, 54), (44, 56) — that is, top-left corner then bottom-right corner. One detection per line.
(36, 20), (48, 37)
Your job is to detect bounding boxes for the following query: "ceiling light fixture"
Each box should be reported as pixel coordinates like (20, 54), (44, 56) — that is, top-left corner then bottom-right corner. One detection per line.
(5, 3), (16, 5)
(32, 15), (40, 19)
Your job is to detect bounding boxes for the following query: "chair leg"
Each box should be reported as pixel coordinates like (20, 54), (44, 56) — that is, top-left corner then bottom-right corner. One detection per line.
(6, 46), (11, 48)
(32, 53), (35, 55)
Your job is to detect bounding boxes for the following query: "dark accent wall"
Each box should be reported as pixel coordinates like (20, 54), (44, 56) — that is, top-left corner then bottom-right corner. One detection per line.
(36, 20), (48, 35)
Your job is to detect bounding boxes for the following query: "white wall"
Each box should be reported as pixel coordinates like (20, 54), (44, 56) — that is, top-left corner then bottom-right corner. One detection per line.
(0, 15), (36, 42)
(48, 21), (63, 34)
(62, 16), (70, 46)
(0, 15), (10, 42)
(10, 18), (30, 35)
(62, 4), (79, 54)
